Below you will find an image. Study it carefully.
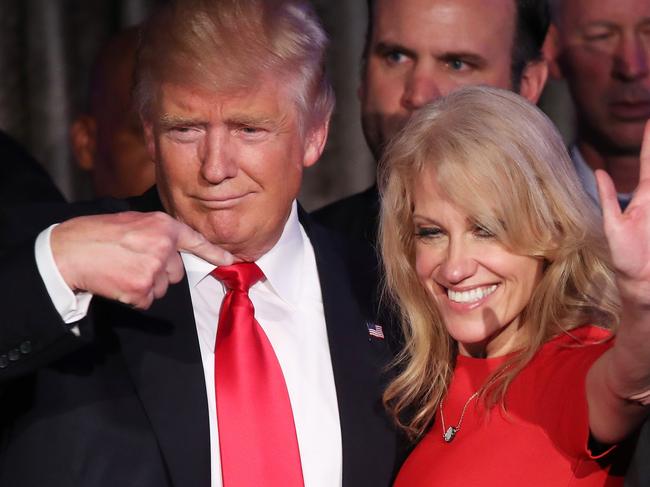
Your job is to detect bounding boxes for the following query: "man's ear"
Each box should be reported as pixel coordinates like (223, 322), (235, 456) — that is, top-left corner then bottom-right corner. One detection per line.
(542, 24), (564, 80)
(141, 118), (157, 162)
(70, 115), (97, 171)
(303, 117), (330, 168)
(519, 58), (549, 104)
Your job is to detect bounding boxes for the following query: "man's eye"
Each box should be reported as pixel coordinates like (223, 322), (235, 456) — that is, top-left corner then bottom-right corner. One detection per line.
(384, 51), (408, 65)
(236, 125), (268, 138)
(583, 27), (616, 43)
(447, 59), (468, 71)
(168, 126), (201, 141)
(585, 33), (613, 41)
(415, 226), (442, 239)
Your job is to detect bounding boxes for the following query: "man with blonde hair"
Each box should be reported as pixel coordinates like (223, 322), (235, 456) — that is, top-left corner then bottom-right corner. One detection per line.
(0, 1), (400, 486)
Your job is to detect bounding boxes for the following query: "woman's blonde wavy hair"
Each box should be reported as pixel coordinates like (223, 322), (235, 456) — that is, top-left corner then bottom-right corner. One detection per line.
(379, 86), (620, 440)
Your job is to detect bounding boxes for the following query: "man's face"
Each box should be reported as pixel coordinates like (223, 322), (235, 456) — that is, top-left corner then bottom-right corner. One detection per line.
(143, 79), (326, 261)
(360, 0), (517, 158)
(94, 105), (154, 199)
(92, 45), (154, 198)
(553, 0), (650, 154)
(73, 48), (155, 199)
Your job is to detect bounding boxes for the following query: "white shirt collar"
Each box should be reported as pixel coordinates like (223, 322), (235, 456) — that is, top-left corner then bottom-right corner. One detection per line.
(571, 145), (633, 205)
(181, 200), (304, 305)
(570, 145), (599, 205)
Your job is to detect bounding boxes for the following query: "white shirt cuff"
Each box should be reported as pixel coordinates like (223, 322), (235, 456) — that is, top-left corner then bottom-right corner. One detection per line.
(34, 224), (92, 331)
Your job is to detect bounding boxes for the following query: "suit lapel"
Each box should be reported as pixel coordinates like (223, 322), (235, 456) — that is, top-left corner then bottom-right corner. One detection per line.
(111, 278), (212, 487)
(113, 188), (211, 486)
(300, 209), (398, 486)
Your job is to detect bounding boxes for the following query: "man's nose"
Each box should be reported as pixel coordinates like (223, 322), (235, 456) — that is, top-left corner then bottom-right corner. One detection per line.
(401, 64), (443, 111)
(614, 33), (649, 81)
(200, 131), (238, 184)
(438, 238), (478, 285)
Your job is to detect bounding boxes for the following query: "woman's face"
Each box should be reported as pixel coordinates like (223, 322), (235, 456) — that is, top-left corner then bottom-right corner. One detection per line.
(412, 167), (544, 357)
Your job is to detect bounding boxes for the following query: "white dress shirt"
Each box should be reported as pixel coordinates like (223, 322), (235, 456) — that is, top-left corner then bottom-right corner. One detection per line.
(34, 201), (343, 487)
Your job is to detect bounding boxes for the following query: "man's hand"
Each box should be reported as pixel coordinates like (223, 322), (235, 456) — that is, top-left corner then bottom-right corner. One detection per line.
(51, 211), (234, 309)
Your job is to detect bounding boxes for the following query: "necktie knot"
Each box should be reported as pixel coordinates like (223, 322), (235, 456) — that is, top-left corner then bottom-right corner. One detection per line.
(212, 262), (264, 293)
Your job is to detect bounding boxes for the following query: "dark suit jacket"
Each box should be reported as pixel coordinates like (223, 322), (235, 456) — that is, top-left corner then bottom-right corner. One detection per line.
(626, 420), (650, 487)
(0, 189), (403, 486)
(312, 184), (380, 247)
(0, 130), (65, 208)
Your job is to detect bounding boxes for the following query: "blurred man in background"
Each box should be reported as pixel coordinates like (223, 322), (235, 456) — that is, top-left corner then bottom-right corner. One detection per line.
(545, 0), (649, 210)
(70, 26), (154, 198)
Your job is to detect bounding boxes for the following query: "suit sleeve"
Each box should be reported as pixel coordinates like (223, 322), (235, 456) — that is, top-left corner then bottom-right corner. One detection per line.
(0, 191), (154, 382)
(0, 241), (91, 382)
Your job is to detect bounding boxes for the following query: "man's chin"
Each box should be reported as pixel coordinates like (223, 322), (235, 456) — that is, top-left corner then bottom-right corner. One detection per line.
(361, 116), (403, 160)
(602, 125), (644, 155)
(582, 121), (644, 156)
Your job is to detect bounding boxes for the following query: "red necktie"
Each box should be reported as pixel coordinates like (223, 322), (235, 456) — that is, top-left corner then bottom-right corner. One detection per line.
(212, 263), (304, 487)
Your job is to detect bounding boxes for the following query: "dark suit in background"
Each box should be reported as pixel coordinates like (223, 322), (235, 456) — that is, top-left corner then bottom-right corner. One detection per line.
(312, 184), (380, 246)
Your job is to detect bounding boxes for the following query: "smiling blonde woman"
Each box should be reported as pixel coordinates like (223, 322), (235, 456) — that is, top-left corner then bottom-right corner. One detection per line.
(380, 86), (650, 486)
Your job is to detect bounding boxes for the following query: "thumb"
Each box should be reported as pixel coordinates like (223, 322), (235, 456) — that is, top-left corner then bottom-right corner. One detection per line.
(176, 224), (235, 266)
(595, 168), (622, 224)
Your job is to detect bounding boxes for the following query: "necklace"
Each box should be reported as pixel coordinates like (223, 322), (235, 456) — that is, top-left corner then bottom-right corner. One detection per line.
(439, 391), (479, 443)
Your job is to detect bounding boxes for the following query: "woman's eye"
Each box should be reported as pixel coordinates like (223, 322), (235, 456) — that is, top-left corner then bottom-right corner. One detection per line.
(473, 224), (495, 238)
(415, 226), (442, 239)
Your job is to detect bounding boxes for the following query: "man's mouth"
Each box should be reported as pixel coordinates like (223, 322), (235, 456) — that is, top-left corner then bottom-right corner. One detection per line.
(197, 193), (250, 208)
(609, 100), (650, 121)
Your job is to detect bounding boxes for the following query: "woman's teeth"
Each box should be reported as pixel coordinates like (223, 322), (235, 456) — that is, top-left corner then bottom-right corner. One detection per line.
(448, 285), (497, 304)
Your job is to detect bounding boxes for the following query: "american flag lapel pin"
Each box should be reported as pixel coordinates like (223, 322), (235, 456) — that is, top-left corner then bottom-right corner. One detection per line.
(366, 321), (384, 339)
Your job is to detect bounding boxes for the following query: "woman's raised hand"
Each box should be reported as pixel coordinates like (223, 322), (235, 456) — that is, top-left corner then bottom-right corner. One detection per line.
(596, 120), (650, 307)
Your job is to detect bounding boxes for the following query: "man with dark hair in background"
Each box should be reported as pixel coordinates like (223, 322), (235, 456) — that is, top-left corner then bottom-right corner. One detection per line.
(313, 0), (550, 244)
(70, 26), (154, 198)
(544, 1), (650, 485)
